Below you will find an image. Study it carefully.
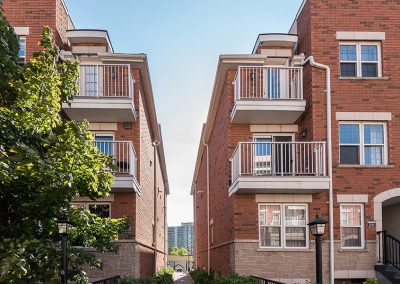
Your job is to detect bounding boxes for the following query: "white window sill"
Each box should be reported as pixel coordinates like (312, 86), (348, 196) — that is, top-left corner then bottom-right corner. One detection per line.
(257, 248), (312, 252)
(338, 247), (368, 252)
(337, 164), (394, 168)
(338, 76), (389, 80)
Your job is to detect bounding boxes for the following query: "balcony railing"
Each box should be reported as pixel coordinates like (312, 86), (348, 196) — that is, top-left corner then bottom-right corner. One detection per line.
(78, 64), (134, 98)
(233, 66), (303, 101)
(231, 142), (326, 183)
(92, 141), (137, 177)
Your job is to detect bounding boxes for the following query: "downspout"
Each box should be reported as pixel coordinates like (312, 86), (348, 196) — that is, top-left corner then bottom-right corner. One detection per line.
(302, 56), (334, 284)
(202, 139), (210, 274)
(193, 184), (197, 268)
(164, 188), (167, 266)
(153, 140), (161, 274)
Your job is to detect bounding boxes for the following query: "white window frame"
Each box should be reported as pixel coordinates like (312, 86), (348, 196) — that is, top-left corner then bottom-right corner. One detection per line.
(339, 42), (382, 78)
(258, 203), (309, 249)
(340, 204), (365, 249)
(92, 132), (115, 140)
(18, 36), (26, 64)
(339, 122), (388, 165)
(72, 202), (112, 218)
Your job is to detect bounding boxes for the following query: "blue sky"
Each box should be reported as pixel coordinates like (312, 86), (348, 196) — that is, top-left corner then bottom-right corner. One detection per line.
(65, 0), (303, 226)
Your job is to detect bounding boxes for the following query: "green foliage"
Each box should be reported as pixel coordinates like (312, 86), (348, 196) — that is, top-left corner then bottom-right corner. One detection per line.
(169, 246), (189, 256)
(0, 15), (127, 284)
(362, 279), (378, 284)
(156, 266), (174, 276)
(190, 269), (257, 284)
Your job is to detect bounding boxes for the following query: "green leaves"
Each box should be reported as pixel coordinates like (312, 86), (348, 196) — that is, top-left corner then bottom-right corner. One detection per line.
(0, 17), (127, 283)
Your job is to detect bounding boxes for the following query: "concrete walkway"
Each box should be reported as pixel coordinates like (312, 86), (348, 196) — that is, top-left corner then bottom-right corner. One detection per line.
(173, 272), (192, 284)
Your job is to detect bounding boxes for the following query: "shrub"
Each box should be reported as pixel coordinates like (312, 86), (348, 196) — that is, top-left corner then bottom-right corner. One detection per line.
(189, 269), (256, 284)
(157, 266), (174, 276)
(190, 268), (212, 284)
(118, 270), (173, 284)
(362, 279), (378, 284)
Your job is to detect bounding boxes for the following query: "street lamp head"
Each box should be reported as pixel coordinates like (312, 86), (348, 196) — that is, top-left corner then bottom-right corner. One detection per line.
(57, 210), (71, 236)
(308, 215), (327, 237)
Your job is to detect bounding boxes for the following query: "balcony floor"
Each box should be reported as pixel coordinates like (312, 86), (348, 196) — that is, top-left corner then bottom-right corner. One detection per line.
(112, 175), (141, 193)
(62, 97), (136, 122)
(231, 99), (306, 124)
(229, 175), (330, 196)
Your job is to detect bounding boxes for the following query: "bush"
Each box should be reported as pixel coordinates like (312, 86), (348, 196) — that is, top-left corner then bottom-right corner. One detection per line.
(118, 267), (173, 284)
(189, 269), (256, 284)
(362, 279), (378, 284)
(157, 266), (174, 276)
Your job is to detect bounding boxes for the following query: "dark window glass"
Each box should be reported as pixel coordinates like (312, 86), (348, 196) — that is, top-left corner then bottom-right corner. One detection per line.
(340, 146), (359, 164)
(361, 63), (378, 77)
(89, 204), (110, 218)
(340, 124), (360, 144)
(340, 45), (357, 61)
(340, 63), (356, 77)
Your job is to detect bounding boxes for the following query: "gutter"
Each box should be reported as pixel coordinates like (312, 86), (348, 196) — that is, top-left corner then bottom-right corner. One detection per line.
(302, 56), (334, 284)
(202, 139), (210, 274)
(153, 140), (161, 274)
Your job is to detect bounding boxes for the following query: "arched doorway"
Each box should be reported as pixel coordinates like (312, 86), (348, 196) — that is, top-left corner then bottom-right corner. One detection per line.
(374, 188), (400, 237)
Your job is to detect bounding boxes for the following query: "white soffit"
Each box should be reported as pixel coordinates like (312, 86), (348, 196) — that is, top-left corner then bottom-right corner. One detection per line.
(14, 27), (30, 35)
(336, 112), (391, 121)
(336, 32), (386, 41)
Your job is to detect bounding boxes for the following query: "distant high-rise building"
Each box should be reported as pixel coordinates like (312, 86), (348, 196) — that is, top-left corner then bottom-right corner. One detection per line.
(168, 222), (194, 255)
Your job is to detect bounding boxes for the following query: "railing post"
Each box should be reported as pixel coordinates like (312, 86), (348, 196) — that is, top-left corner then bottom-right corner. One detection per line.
(383, 230), (387, 265)
(238, 144), (242, 177)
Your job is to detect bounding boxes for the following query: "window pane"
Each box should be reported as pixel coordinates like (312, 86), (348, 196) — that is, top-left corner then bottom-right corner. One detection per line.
(361, 63), (378, 77)
(341, 227), (361, 247)
(341, 205), (361, 226)
(340, 146), (359, 164)
(361, 45), (378, 61)
(89, 204), (110, 218)
(255, 138), (272, 156)
(340, 63), (357, 77)
(340, 124), (360, 144)
(365, 146), (383, 165)
(259, 210), (266, 226)
(267, 68), (281, 99)
(265, 205), (281, 226)
(285, 205), (306, 226)
(260, 226), (281, 247)
(94, 137), (114, 156)
(18, 38), (26, 58)
(340, 45), (357, 61)
(364, 125), (384, 144)
(285, 227), (306, 247)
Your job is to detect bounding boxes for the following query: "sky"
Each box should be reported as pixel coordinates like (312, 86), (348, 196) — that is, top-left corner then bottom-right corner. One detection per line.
(65, 0), (303, 226)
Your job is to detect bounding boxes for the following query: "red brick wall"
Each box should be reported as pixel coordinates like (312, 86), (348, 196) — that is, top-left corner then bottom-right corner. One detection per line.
(299, 0), (400, 241)
(2, 0), (70, 61)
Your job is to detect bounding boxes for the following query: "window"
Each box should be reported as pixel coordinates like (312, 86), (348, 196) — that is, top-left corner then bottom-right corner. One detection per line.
(340, 43), (381, 78)
(18, 36), (26, 65)
(72, 203), (111, 218)
(340, 204), (364, 248)
(339, 123), (386, 165)
(93, 135), (114, 156)
(259, 204), (307, 248)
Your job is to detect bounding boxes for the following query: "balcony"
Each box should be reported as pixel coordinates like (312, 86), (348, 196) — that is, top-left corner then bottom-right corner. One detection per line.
(229, 141), (330, 195)
(92, 140), (140, 192)
(63, 64), (136, 122)
(231, 66), (306, 124)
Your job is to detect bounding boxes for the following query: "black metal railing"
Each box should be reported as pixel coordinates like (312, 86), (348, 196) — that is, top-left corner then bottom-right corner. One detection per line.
(91, 275), (120, 284)
(252, 276), (286, 284)
(377, 231), (400, 270)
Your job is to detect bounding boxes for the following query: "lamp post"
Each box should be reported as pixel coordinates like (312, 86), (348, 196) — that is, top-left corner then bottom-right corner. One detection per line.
(57, 210), (71, 284)
(308, 215), (327, 284)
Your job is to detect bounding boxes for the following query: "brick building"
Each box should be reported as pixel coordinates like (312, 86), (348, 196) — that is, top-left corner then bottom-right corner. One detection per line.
(2, 0), (169, 279)
(191, 0), (400, 283)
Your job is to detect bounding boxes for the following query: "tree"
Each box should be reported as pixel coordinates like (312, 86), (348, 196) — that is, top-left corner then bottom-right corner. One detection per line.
(170, 247), (189, 256)
(0, 12), (128, 284)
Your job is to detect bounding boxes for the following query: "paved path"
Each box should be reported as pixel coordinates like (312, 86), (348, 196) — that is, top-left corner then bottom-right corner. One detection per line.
(173, 272), (192, 284)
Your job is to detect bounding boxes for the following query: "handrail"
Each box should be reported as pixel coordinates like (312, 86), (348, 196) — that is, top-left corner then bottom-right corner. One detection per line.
(231, 141), (327, 183)
(91, 275), (120, 284)
(252, 276), (286, 284)
(377, 230), (400, 271)
(233, 66), (303, 101)
(78, 64), (134, 98)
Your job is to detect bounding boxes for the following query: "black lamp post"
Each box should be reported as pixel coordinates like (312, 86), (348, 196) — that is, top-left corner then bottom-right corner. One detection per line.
(308, 215), (327, 284)
(57, 211), (71, 284)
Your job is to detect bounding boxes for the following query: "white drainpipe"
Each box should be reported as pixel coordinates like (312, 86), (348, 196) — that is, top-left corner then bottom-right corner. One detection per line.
(302, 56), (334, 284)
(202, 140), (210, 274)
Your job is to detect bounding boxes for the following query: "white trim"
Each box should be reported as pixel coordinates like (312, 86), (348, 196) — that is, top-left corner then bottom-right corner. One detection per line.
(336, 31), (385, 41)
(250, 125), (299, 133)
(339, 42), (382, 78)
(72, 202), (112, 218)
(255, 194), (312, 203)
(339, 122), (388, 166)
(336, 112), (391, 121)
(258, 203), (309, 249)
(339, 204), (365, 249)
(14, 27), (30, 36)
